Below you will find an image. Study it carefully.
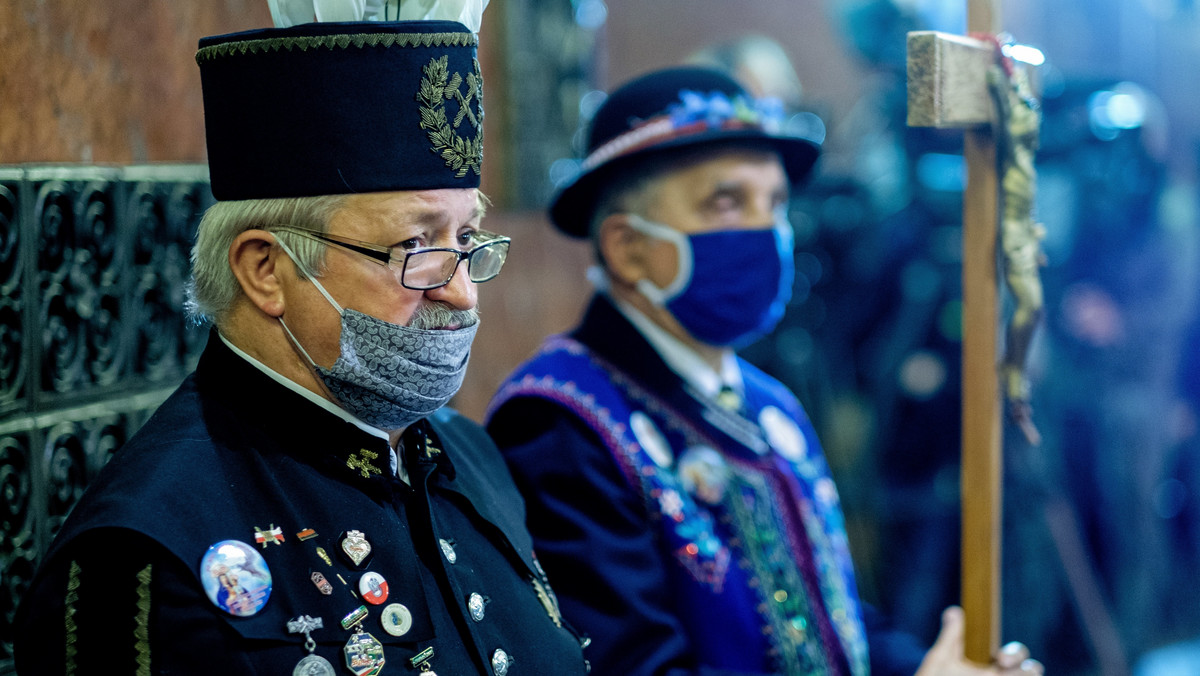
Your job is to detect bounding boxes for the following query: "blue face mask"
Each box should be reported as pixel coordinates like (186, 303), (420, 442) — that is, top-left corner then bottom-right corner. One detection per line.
(628, 213), (795, 348)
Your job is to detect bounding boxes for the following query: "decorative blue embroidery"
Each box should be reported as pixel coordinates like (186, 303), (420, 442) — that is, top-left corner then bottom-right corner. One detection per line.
(491, 336), (871, 675)
(667, 90), (786, 134)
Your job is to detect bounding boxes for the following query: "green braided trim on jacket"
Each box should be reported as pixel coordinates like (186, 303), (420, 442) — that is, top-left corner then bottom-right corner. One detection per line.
(135, 564), (152, 676)
(196, 31), (477, 64)
(725, 469), (831, 676)
(64, 561), (81, 675)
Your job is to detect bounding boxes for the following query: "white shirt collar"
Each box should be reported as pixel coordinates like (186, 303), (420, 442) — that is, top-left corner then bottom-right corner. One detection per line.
(217, 333), (408, 482)
(609, 295), (743, 399)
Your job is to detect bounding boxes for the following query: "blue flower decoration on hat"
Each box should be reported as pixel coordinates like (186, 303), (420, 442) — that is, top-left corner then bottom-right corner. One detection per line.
(667, 90), (786, 135)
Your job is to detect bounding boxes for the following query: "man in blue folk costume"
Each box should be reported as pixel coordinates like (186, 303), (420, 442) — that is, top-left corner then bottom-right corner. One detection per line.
(13, 3), (590, 674)
(487, 66), (1042, 676)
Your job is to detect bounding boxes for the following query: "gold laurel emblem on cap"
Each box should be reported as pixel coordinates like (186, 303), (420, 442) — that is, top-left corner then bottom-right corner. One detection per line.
(418, 55), (484, 178)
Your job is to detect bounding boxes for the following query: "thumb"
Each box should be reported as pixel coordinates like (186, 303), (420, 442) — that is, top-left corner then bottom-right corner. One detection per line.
(930, 606), (966, 658)
(916, 607), (969, 676)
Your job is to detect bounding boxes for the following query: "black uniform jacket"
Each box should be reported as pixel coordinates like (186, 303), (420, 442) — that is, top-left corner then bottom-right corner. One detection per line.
(14, 334), (589, 675)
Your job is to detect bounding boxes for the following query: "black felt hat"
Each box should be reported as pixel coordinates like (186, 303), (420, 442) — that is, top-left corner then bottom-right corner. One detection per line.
(197, 20), (483, 201)
(548, 66), (822, 238)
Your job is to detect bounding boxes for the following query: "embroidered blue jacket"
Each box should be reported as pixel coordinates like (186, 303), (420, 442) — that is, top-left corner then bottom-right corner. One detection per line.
(487, 295), (926, 676)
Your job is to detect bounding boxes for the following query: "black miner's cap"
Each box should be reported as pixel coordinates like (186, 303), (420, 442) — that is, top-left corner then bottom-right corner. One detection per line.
(197, 20), (483, 200)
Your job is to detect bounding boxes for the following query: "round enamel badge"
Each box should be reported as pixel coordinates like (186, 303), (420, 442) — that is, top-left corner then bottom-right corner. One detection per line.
(381, 603), (413, 637)
(358, 571), (389, 605)
(759, 406), (808, 463)
(677, 445), (730, 505)
(630, 411), (673, 468)
(199, 540), (272, 617)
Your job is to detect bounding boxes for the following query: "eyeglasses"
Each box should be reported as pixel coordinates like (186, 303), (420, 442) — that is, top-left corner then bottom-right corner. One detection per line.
(274, 226), (510, 291)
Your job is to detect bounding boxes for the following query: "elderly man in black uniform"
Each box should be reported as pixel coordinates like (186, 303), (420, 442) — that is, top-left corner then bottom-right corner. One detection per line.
(13, 13), (588, 676)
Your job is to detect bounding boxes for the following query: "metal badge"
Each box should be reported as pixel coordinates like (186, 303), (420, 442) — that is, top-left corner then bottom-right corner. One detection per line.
(340, 605), (370, 631)
(288, 615), (323, 644)
(358, 571), (389, 605)
(409, 646), (436, 675)
(254, 524), (286, 548)
(758, 405), (808, 462)
(677, 445), (730, 505)
(311, 571), (334, 595)
(199, 540), (272, 617)
(316, 547), (333, 566)
(380, 603), (413, 637)
(340, 530), (372, 567)
(287, 615), (335, 676)
(297, 528), (318, 541)
(344, 630), (386, 676)
(630, 411), (674, 468)
(293, 654), (336, 676)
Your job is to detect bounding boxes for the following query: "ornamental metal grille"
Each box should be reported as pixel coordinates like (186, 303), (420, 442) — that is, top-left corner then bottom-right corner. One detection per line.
(0, 165), (213, 671)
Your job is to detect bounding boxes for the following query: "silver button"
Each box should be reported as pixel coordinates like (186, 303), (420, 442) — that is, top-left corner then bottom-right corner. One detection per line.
(491, 648), (511, 675)
(468, 592), (486, 622)
(439, 538), (457, 564)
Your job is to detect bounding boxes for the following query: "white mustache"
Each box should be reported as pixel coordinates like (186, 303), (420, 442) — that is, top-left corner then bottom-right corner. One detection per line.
(407, 303), (479, 330)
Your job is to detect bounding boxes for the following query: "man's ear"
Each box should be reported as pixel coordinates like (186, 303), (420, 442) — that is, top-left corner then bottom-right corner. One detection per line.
(596, 214), (649, 286)
(229, 229), (286, 318)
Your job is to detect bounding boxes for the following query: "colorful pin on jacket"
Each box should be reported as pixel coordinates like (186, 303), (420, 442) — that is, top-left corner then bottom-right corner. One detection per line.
(199, 540), (272, 617)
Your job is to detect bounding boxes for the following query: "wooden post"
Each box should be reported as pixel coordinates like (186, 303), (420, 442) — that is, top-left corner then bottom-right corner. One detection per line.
(962, 2), (1003, 664)
(906, 1), (1004, 663)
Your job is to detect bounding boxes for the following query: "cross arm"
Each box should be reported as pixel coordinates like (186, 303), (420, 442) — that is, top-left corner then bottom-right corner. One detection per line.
(907, 31), (996, 128)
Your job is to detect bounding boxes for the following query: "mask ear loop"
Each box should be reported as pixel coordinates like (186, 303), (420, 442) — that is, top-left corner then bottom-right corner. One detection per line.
(275, 235), (345, 314)
(772, 208), (795, 256)
(274, 234), (342, 369)
(625, 214), (693, 305)
(748, 210), (797, 343)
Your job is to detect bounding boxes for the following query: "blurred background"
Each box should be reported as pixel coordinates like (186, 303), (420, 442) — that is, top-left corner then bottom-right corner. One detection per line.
(2, 1), (1199, 674)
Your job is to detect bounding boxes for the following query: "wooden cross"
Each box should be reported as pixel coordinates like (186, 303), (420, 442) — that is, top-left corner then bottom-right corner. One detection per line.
(906, 0), (1008, 664)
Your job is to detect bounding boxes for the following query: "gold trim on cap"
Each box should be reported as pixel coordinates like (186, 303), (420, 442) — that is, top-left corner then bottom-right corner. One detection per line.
(196, 31), (477, 64)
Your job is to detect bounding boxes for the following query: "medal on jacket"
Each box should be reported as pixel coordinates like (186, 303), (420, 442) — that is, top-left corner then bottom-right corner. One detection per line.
(410, 646), (438, 676)
(341, 606), (385, 676)
(287, 615), (335, 676)
(311, 571), (334, 595)
(358, 571), (389, 605)
(340, 530), (373, 567)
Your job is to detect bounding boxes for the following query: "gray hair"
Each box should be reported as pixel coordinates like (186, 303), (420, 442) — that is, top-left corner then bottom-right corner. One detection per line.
(186, 195), (349, 326)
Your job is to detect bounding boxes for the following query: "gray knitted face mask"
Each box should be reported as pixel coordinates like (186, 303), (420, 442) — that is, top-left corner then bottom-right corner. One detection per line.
(277, 239), (478, 431)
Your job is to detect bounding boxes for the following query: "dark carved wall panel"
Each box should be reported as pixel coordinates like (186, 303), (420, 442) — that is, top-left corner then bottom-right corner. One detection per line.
(0, 176), (24, 412)
(0, 164), (212, 671)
